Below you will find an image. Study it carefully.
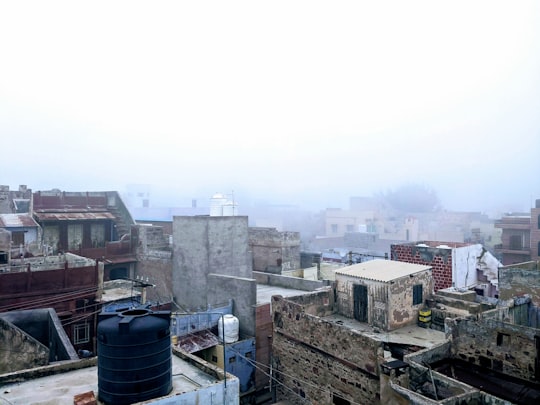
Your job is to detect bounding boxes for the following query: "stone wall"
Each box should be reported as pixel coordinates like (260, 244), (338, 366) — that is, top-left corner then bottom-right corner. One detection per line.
(498, 261), (540, 304)
(272, 292), (383, 404)
(447, 317), (539, 382)
(0, 317), (49, 373)
(274, 331), (380, 404)
(249, 227), (300, 272)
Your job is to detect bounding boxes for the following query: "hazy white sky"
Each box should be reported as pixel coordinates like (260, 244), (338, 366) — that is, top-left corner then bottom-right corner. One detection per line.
(1, 1), (539, 213)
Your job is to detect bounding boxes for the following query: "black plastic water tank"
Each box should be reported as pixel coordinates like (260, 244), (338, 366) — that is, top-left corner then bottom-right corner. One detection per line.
(97, 309), (172, 405)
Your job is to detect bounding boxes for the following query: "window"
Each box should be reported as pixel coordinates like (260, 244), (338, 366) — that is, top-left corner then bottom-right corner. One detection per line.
(497, 332), (511, 346)
(538, 215), (540, 229)
(346, 224), (354, 232)
(73, 322), (90, 345)
(12, 231), (24, 246)
(331, 224), (338, 234)
(413, 284), (423, 305)
(509, 234), (523, 250)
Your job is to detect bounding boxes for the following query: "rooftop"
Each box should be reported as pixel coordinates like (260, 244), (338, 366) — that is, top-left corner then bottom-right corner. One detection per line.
(0, 349), (230, 405)
(335, 259), (431, 282)
(0, 213), (39, 228)
(256, 283), (315, 305)
(323, 313), (446, 348)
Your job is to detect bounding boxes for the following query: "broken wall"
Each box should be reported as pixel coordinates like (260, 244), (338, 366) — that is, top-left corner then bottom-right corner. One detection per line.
(499, 261), (540, 304)
(447, 317), (539, 382)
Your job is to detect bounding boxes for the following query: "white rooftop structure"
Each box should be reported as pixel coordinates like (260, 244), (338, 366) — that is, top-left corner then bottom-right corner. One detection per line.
(335, 259), (431, 283)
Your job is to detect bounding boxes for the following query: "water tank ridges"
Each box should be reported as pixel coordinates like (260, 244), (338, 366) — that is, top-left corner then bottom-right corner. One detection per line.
(218, 314), (239, 343)
(97, 309), (172, 405)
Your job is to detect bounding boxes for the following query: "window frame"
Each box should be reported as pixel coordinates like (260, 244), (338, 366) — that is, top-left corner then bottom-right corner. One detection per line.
(73, 322), (90, 345)
(412, 284), (423, 306)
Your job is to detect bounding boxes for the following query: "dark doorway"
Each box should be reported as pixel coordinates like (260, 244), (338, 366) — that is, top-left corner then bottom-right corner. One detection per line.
(353, 284), (368, 322)
(333, 394), (351, 405)
(110, 267), (128, 280)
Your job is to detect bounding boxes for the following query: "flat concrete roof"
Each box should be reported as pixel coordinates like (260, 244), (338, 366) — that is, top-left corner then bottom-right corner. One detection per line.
(256, 284), (314, 305)
(0, 351), (223, 405)
(335, 259), (431, 282)
(323, 313), (446, 348)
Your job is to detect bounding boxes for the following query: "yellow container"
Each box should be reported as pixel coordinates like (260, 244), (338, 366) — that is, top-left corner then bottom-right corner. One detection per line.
(419, 308), (432, 317)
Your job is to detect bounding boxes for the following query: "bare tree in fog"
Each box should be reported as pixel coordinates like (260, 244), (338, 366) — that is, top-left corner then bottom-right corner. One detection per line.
(377, 184), (442, 214)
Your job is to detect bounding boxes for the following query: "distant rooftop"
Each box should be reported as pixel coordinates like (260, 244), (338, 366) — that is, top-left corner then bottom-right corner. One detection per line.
(256, 283), (314, 305)
(0, 213), (39, 228)
(394, 240), (473, 249)
(335, 259), (431, 282)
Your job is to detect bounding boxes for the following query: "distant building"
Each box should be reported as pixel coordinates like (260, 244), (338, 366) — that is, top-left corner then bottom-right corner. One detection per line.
(494, 199), (540, 265)
(32, 189), (137, 280)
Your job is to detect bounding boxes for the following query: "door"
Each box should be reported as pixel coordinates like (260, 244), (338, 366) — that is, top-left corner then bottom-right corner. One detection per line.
(353, 284), (368, 322)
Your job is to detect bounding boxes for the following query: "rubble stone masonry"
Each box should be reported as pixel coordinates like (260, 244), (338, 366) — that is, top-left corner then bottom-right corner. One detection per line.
(447, 317), (539, 382)
(272, 291), (383, 404)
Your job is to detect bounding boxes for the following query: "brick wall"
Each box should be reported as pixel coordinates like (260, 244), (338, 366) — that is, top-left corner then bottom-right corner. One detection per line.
(391, 244), (452, 291)
(255, 303), (272, 392)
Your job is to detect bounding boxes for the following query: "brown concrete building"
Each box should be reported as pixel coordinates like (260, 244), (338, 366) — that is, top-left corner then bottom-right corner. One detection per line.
(0, 253), (102, 353)
(494, 199), (540, 265)
(32, 189), (137, 280)
(495, 214), (532, 265)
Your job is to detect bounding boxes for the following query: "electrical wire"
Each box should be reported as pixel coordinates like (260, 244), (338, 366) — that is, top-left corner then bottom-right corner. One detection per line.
(226, 344), (365, 405)
(223, 345), (311, 404)
(0, 285), (101, 312)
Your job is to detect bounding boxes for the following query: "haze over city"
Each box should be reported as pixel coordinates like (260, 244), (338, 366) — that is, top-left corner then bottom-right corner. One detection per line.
(1, 1), (539, 214)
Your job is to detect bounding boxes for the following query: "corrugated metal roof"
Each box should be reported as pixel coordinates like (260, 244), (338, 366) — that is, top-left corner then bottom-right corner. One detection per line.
(33, 212), (115, 221)
(177, 330), (220, 353)
(0, 213), (39, 228)
(335, 259), (431, 283)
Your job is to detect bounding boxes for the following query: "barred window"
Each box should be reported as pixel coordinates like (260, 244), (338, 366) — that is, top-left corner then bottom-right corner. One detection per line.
(73, 322), (90, 344)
